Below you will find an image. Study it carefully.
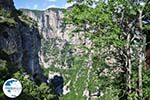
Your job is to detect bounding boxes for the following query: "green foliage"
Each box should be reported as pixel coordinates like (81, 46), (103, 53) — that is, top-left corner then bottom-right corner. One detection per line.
(0, 8), (16, 26)
(64, 0), (150, 99)
(0, 58), (19, 99)
(0, 60), (8, 79)
(0, 17), (16, 26)
(65, 1), (124, 47)
(143, 68), (150, 100)
(100, 87), (119, 100)
(13, 72), (56, 100)
(59, 56), (87, 100)
(0, 68), (56, 100)
(144, 25), (150, 30)
(0, 8), (12, 17)
(19, 14), (37, 27)
(41, 38), (73, 68)
(0, 57), (56, 100)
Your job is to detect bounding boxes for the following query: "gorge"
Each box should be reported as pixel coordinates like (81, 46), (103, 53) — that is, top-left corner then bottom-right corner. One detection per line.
(0, 0), (150, 100)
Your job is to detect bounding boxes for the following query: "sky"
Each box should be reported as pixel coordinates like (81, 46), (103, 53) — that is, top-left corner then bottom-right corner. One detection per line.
(14, 0), (71, 10)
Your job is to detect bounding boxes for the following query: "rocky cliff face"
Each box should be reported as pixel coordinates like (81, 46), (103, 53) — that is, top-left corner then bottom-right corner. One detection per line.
(20, 8), (94, 96)
(21, 8), (68, 40)
(0, 0), (46, 82)
(21, 8), (84, 43)
(0, 0), (15, 10)
(21, 8), (89, 69)
(20, 6), (103, 98)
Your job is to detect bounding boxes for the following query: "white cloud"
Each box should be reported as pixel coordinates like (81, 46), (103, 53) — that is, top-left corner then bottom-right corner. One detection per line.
(44, 1), (75, 9)
(64, 2), (74, 8)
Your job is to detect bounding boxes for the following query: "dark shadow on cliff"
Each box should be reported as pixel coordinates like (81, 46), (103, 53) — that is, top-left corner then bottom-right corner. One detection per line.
(0, 0), (60, 99)
(51, 75), (64, 96)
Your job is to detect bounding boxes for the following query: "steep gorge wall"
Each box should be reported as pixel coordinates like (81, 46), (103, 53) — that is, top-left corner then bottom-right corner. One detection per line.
(20, 5), (114, 98)
(0, 0), (46, 82)
(21, 8), (68, 40)
(21, 8), (86, 68)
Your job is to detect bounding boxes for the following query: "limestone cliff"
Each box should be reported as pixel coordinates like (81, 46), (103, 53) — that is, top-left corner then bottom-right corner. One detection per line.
(21, 8), (88, 68)
(0, 0), (46, 82)
(21, 8), (68, 40)
(19, 5), (102, 97)
(21, 8), (83, 43)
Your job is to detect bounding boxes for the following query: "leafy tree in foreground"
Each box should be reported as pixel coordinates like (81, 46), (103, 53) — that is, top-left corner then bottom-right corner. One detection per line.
(0, 59), (57, 100)
(65, 0), (150, 99)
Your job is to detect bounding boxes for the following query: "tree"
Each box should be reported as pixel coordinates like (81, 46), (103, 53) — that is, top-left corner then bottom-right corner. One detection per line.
(65, 0), (150, 99)
(0, 58), (57, 100)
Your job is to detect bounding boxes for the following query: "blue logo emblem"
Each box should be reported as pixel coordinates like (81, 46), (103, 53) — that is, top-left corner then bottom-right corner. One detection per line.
(3, 78), (22, 98)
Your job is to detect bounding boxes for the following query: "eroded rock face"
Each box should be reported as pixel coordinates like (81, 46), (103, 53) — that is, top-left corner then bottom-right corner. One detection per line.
(0, 24), (22, 64)
(0, 0), (15, 10)
(21, 24), (43, 77)
(0, 0), (46, 82)
(21, 8), (88, 69)
(21, 8), (85, 43)
(21, 9), (66, 40)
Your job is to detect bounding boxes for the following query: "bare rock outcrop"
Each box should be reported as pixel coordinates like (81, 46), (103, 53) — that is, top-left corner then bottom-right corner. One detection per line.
(0, 0), (46, 82)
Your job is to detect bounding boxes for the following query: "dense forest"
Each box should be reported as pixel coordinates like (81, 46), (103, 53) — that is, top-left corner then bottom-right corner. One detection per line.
(63, 0), (150, 99)
(0, 0), (150, 100)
